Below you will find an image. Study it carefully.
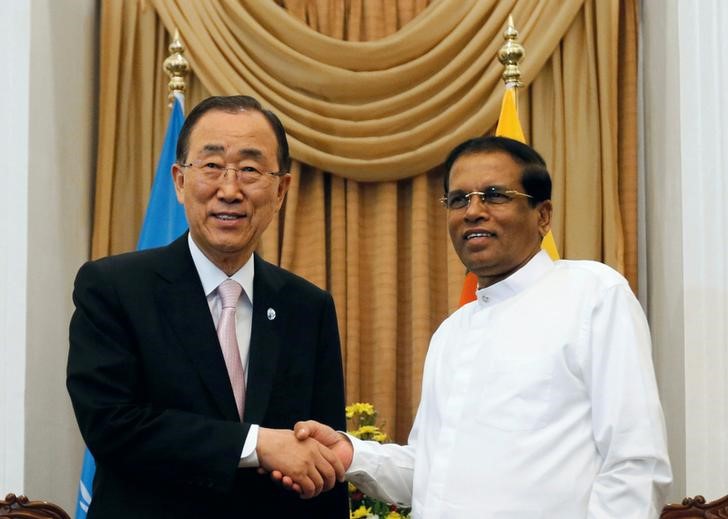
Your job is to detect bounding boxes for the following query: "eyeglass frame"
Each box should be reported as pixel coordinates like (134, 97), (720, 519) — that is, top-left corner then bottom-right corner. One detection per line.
(178, 159), (288, 184)
(440, 186), (534, 210)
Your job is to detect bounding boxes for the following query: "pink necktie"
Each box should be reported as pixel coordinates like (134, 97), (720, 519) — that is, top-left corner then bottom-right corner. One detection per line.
(217, 279), (245, 419)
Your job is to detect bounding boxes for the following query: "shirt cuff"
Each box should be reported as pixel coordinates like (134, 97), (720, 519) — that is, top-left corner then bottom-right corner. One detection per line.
(344, 432), (364, 475)
(237, 424), (259, 468)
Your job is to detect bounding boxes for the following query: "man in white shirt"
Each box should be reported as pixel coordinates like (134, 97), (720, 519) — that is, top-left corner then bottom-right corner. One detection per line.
(286, 136), (672, 517)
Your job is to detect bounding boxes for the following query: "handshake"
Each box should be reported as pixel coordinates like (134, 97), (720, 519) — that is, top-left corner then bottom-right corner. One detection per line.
(256, 420), (353, 499)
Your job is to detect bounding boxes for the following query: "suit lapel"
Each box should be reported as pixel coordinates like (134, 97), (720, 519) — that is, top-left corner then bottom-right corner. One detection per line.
(243, 255), (285, 423)
(155, 235), (240, 420)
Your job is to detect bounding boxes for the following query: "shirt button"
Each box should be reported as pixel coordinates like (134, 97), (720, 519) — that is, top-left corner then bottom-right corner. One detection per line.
(481, 295), (490, 303)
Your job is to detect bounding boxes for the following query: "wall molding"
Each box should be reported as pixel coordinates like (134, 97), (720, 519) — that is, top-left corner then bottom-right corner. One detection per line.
(677, 0), (728, 498)
(0, 0), (30, 495)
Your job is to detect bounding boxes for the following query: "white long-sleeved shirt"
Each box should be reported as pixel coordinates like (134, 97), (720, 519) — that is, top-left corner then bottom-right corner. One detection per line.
(347, 251), (672, 518)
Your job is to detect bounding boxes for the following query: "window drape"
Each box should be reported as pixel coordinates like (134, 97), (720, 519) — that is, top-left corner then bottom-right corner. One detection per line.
(92, 0), (637, 441)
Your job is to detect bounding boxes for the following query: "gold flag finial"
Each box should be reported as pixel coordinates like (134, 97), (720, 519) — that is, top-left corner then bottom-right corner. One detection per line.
(497, 15), (525, 87)
(163, 29), (189, 108)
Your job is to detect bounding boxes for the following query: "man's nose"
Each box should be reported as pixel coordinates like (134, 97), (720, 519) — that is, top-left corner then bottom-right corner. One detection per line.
(216, 175), (243, 201)
(463, 195), (489, 220)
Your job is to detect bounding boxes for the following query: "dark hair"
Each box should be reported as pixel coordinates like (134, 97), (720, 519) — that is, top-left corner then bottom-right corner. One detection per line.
(443, 136), (551, 206)
(175, 95), (291, 173)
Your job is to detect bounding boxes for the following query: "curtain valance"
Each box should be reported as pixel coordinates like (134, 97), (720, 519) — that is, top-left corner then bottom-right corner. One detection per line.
(149, 0), (584, 181)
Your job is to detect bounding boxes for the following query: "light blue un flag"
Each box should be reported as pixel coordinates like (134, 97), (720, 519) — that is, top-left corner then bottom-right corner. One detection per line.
(137, 94), (188, 250)
(74, 94), (187, 519)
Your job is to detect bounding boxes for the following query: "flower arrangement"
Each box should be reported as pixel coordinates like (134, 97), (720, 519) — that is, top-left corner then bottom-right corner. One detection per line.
(346, 403), (412, 519)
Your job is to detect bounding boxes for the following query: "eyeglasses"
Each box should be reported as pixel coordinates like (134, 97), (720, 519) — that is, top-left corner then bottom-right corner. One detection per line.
(440, 187), (533, 209)
(179, 160), (287, 185)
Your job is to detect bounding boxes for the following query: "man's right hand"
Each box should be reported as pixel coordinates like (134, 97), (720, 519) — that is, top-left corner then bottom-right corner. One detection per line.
(256, 427), (345, 499)
(265, 420), (354, 493)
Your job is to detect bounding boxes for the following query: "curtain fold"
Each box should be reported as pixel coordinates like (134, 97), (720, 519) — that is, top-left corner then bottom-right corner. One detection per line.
(618, 0), (639, 292)
(93, 0), (637, 441)
(148, 0), (584, 180)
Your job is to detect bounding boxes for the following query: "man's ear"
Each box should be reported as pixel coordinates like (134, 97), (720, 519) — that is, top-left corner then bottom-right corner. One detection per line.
(275, 173), (292, 210)
(172, 163), (185, 204)
(537, 200), (553, 238)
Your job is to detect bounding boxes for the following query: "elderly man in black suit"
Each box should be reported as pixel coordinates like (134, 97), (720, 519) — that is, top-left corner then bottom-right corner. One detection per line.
(67, 95), (349, 518)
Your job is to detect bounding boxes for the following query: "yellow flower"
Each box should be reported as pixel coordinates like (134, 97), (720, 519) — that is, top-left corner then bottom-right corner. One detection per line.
(346, 403), (410, 517)
(350, 505), (372, 518)
(355, 425), (381, 436)
(372, 431), (388, 442)
(346, 402), (376, 418)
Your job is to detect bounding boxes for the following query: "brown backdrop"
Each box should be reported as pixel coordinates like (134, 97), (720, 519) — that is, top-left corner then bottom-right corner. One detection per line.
(92, 0), (638, 441)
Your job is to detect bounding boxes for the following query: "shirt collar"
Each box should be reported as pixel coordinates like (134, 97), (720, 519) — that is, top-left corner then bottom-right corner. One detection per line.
(475, 250), (554, 307)
(187, 234), (254, 303)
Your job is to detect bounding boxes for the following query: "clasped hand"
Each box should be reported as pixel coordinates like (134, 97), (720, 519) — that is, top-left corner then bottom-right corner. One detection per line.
(257, 422), (353, 498)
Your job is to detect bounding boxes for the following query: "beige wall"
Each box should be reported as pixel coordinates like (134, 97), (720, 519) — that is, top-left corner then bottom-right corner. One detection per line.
(641, 0), (728, 504)
(0, 0), (97, 513)
(0, 0), (31, 497)
(26, 0), (97, 511)
(640, 0), (686, 501)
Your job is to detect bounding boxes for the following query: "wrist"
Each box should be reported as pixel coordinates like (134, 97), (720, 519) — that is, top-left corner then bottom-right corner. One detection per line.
(338, 432), (355, 470)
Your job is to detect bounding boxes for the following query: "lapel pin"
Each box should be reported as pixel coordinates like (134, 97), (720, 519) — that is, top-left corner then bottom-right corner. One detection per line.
(267, 308), (276, 320)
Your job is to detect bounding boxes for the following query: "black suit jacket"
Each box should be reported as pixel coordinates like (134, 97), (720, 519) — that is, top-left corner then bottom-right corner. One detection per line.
(67, 234), (348, 518)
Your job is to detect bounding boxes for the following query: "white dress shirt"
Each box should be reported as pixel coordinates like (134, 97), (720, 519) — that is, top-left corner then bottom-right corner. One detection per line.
(346, 250), (672, 518)
(188, 234), (259, 466)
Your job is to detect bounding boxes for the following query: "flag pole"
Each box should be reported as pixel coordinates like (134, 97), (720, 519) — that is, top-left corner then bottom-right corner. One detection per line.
(163, 29), (189, 108)
(458, 17), (526, 306)
(496, 16), (560, 261)
(494, 16), (526, 142)
(458, 15), (558, 307)
(136, 28), (189, 250)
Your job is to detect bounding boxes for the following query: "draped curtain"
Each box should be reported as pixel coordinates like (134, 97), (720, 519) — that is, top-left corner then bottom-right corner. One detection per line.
(92, 0), (638, 441)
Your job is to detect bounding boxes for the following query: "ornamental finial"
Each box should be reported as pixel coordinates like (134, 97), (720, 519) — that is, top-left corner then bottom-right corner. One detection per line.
(163, 29), (189, 107)
(497, 15), (525, 87)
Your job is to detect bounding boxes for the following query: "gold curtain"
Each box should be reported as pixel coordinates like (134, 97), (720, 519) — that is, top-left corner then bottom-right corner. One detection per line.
(92, 0), (638, 441)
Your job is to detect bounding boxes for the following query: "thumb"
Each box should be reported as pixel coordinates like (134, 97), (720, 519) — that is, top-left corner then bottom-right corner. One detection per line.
(294, 420), (314, 440)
